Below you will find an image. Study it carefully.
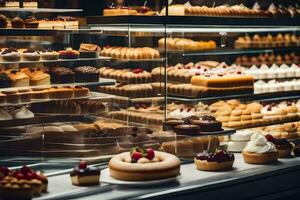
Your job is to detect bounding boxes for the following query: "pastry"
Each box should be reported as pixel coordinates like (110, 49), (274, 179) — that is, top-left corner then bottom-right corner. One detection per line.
(49, 66), (75, 83)
(0, 92), (6, 104)
(265, 134), (293, 158)
(24, 16), (39, 28)
(0, 108), (13, 120)
(10, 106), (34, 119)
(70, 161), (100, 186)
(11, 17), (25, 28)
(103, 7), (139, 16)
(21, 49), (40, 61)
(0, 14), (8, 28)
(1, 90), (20, 103)
(109, 147), (180, 181)
(79, 43), (100, 58)
(7, 70), (29, 87)
(242, 133), (279, 164)
(4, 0), (20, 8)
(194, 150), (234, 171)
(0, 48), (21, 62)
(73, 66), (99, 82)
(48, 86), (74, 99)
(174, 124), (200, 136)
(59, 47), (79, 59)
(39, 49), (59, 60)
(18, 89), (32, 102)
(228, 129), (255, 152)
(73, 86), (90, 97)
(192, 115), (222, 132)
(23, 0), (38, 8)
(159, 38), (216, 51)
(28, 69), (50, 86)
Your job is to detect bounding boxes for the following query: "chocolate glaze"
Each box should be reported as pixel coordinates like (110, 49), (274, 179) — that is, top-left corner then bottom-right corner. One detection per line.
(70, 166), (100, 177)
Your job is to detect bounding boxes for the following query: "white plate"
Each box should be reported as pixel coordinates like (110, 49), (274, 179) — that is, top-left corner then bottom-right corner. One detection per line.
(100, 168), (181, 186)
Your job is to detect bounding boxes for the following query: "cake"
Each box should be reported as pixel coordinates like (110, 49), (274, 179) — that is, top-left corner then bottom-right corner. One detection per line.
(24, 16), (39, 28)
(192, 115), (222, 132)
(174, 124), (200, 136)
(11, 17), (25, 28)
(28, 69), (50, 85)
(1, 90), (20, 103)
(79, 43), (100, 58)
(59, 47), (79, 59)
(18, 89), (32, 102)
(243, 133), (279, 164)
(49, 66), (75, 83)
(73, 86), (90, 97)
(194, 150), (234, 171)
(109, 147), (180, 181)
(0, 48), (21, 62)
(265, 134), (293, 158)
(158, 38), (217, 51)
(48, 86), (74, 99)
(0, 14), (8, 28)
(23, 0), (38, 8)
(0, 92), (6, 104)
(73, 66), (99, 82)
(39, 49), (58, 60)
(103, 7), (138, 16)
(4, 0), (20, 8)
(70, 161), (100, 186)
(7, 70), (30, 87)
(21, 49), (40, 61)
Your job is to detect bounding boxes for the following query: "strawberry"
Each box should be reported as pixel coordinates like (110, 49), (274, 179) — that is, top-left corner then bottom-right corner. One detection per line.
(79, 161), (87, 169)
(145, 148), (155, 160)
(25, 172), (33, 180)
(131, 151), (143, 162)
(16, 173), (25, 180)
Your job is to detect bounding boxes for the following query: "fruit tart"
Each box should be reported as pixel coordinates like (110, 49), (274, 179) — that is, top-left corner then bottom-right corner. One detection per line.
(265, 134), (294, 158)
(194, 150), (234, 171)
(109, 147), (180, 181)
(70, 161), (100, 186)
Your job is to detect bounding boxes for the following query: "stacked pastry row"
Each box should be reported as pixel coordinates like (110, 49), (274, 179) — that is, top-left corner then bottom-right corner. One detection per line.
(152, 61), (244, 83)
(0, 0), (38, 8)
(0, 45), (100, 62)
(100, 46), (160, 60)
(30, 100), (107, 115)
(254, 79), (300, 93)
(0, 14), (78, 29)
(212, 100), (300, 128)
(99, 67), (152, 84)
(158, 38), (216, 51)
(0, 86), (90, 104)
(245, 63), (300, 79)
(0, 66), (100, 88)
(103, 6), (155, 16)
(161, 3), (300, 18)
(235, 52), (299, 66)
(0, 106), (34, 120)
(235, 33), (300, 48)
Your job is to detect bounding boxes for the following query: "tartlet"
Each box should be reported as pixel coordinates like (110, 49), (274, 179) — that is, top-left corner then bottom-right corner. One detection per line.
(59, 47), (79, 59)
(265, 134), (293, 158)
(242, 133), (279, 164)
(194, 150), (234, 171)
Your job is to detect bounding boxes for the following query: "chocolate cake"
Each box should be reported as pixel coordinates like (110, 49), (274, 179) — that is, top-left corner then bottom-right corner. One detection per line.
(24, 16), (39, 28)
(49, 66), (74, 83)
(192, 115), (222, 132)
(0, 14), (8, 28)
(0, 73), (12, 88)
(73, 66), (99, 82)
(11, 17), (25, 28)
(174, 124), (200, 136)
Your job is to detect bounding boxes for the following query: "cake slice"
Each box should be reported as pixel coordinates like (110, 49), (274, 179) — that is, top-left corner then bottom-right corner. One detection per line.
(70, 161), (100, 186)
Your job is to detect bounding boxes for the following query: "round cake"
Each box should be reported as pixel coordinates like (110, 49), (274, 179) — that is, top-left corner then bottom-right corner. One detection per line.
(109, 148), (180, 181)
(192, 115), (222, 132)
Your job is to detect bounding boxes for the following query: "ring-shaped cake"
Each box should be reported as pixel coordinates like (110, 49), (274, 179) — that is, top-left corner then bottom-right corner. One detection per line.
(109, 151), (180, 181)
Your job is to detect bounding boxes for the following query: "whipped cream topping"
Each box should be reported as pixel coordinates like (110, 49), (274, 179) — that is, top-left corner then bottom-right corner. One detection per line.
(244, 133), (276, 153)
(231, 129), (254, 141)
(11, 106), (34, 119)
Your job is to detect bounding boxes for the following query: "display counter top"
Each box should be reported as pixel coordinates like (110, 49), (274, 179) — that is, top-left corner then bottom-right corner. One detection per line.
(38, 154), (300, 200)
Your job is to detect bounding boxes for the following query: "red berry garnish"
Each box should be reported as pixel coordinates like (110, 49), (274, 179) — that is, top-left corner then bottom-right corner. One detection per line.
(79, 161), (87, 169)
(16, 173), (25, 180)
(20, 166), (32, 176)
(145, 148), (155, 160)
(265, 134), (276, 143)
(131, 151), (143, 162)
(25, 173), (33, 180)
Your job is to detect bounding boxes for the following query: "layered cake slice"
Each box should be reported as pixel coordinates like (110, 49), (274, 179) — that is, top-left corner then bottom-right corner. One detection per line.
(70, 161), (100, 186)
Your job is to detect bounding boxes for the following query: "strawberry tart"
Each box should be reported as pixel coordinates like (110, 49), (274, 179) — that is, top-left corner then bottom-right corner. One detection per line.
(108, 147), (180, 181)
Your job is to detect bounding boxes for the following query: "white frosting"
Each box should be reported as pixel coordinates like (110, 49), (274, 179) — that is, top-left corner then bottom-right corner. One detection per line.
(11, 106), (34, 119)
(231, 129), (254, 141)
(228, 141), (248, 152)
(244, 133), (276, 153)
(168, 108), (195, 119)
(0, 108), (13, 120)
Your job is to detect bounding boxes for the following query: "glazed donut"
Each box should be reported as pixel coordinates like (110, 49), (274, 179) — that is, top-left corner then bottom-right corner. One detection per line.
(109, 151), (180, 181)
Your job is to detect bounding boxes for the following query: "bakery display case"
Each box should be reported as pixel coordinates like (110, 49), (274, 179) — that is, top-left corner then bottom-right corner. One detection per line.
(0, 0), (300, 200)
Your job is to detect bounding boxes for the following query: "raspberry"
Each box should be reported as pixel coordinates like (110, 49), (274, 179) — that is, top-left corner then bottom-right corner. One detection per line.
(145, 148), (155, 160)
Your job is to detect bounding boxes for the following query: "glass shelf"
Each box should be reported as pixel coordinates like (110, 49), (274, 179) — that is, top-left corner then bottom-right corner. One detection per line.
(0, 78), (116, 92)
(0, 57), (111, 65)
(167, 90), (300, 103)
(0, 8), (83, 13)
